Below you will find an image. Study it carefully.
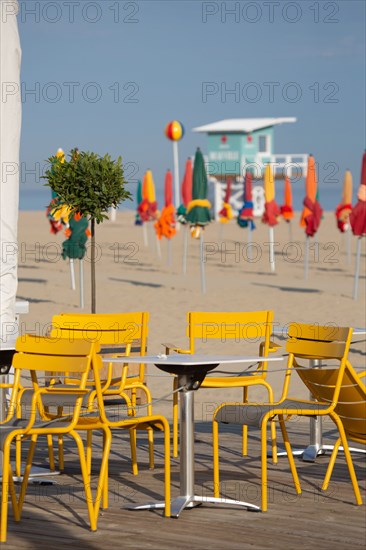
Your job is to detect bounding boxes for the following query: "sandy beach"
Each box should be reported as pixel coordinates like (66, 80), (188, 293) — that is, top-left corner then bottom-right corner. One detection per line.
(15, 210), (366, 417)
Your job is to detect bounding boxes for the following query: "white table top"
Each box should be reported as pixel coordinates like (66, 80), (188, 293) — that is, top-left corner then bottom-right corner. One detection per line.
(107, 354), (283, 366)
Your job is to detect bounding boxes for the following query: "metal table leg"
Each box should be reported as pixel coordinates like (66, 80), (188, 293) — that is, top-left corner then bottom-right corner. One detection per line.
(124, 372), (261, 516)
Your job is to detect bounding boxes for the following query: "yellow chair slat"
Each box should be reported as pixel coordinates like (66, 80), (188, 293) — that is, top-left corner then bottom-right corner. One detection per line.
(287, 323), (350, 342)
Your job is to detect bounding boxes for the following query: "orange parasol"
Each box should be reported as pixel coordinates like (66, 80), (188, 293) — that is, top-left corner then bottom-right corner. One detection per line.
(280, 177), (294, 222)
(300, 155), (323, 237)
(155, 170), (176, 240)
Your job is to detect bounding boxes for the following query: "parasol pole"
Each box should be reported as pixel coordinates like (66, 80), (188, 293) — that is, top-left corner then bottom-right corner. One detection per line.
(352, 237), (362, 299)
(218, 222), (224, 242)
(200, 230), (207, 294)
(182, 224), (189, 274)
(173, 141), (180, 211)
(69, 259), (76, 290)
(288, 221), (293, 243)
(167, 239), (172, 267)
(269, 226), (275, 272)
(304, 235), (310, 280)
(142, 223), (148, 247)
(79, 259), (84, 309)
(346, 225), (351, 264)
(247, 225), (252, 262)
(156, 233), (162, 259)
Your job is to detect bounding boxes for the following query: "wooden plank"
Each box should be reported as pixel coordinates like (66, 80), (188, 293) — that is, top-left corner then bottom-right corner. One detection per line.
(4, 421), (365, 549)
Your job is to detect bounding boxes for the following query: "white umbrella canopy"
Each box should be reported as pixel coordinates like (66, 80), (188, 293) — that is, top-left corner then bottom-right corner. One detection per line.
(0, 0), (22, 342)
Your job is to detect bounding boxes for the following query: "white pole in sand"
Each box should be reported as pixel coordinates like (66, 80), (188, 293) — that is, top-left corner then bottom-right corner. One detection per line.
(79, 259), (84, 309)
(200, 231), (206, 294)
(346, 225), (351, 264)
(142, 223), (148, 247)
(352, 237), (362, 300)
(182, 224), (189, 274)
(247, 225), (252, 262)
(269, 227), (275, 272)
(167, 239), (172, 267)
(173, 141), (180, 211)
(304, 235), (310, 280)
(70, 259), (76, 290)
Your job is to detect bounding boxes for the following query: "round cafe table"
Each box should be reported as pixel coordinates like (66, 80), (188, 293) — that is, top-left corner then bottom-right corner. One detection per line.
(109, 353), (283, 517)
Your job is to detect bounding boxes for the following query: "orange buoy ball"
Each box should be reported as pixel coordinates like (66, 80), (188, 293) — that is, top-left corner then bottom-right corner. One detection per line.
(165, 120), (184, 141)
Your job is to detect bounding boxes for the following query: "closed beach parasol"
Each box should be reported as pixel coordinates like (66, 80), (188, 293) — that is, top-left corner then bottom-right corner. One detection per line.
(350, 151), (366, 237)
(135, 180), (143, 226)
(281, 176), (294, 222)
(300, 155), (322, 237)
(350, 151), (366, 299)
(301, 154), (323, 279)
(281, 176), (294, 242)
(238, 171), (255, 260)
(155, 170), (176, 265)
(138, 170), (158, 222)
(178, 158), (193, 274)
(262, 164), (280, 272)
(335, 170), (353, 233)
(186, 148), (211, 292)
(218, 178), (234, 223)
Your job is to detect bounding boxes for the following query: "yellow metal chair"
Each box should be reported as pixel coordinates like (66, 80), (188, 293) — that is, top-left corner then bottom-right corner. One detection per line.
(164, 311), (278, 457)
(213, 323), (362, 511)
(0, 335), (111, 543)
(48, 312), (154, 475)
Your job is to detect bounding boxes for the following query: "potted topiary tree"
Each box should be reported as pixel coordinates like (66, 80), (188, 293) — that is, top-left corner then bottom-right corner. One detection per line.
(44, 148), (132, 312)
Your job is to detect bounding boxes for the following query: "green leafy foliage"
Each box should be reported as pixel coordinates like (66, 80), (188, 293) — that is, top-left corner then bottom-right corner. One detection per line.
(43, 149), (132, 223)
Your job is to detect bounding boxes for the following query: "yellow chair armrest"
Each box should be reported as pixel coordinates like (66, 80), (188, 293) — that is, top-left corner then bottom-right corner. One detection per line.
(358, 371), (366, 378)
(269, 341), (281, 353)
(162, 343), (192, 355)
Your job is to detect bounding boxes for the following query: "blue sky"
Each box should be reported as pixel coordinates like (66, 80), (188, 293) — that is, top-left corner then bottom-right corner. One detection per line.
(18, 0), (365, 206)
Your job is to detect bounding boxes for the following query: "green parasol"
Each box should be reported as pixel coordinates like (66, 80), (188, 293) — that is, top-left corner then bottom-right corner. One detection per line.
(185, 148), (211, 293)
(186, 148), (211, 232)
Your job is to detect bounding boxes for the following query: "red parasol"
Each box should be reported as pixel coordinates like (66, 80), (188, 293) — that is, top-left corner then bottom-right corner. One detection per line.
(335, 170), (353, 233)
(350, 151), (366, 236)
(181, 158), (193, 207)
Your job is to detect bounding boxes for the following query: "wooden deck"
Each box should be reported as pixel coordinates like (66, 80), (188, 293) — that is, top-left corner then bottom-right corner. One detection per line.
(4, 419), (366, 549)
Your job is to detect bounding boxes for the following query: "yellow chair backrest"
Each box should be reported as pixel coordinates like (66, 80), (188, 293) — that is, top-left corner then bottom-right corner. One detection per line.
(187, 311), (274, 355)
(8, 335), (98, 421)
(285, 323), (355, 417)
(51, 312), (149, 348)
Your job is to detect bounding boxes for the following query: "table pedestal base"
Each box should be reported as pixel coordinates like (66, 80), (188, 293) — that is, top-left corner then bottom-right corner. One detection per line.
(123, 495), (260, 517)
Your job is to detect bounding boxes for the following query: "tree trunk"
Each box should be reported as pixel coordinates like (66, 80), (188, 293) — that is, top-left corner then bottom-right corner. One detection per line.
(91, 218), (96, 313)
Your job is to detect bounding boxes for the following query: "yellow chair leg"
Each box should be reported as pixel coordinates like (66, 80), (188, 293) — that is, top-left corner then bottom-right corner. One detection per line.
(17, 435), (38, 516)
(213, 419), (220, 498)
(129, 428), (138, 476)
(47, 435), (55, 471)
(94, 426), (112, 522)
(58, 435), (64, 471)
(242, 387), (248, 456)
(15, 435), (22, 478)
(173, 376), (179, 458)
(278, 416), (301, 495)
(333, 416), (362, 505)
(86, 431), (93, 476)
(261, 420), (268, 512)
(147, 427), (154, 469)
(322, 437), (341, 491)
(1, 439), (13, 543)
(72, 431), (97, 532)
